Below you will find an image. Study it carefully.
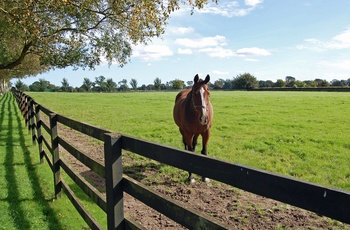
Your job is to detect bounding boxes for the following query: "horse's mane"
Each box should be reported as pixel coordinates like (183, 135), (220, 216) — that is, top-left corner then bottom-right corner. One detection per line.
(184, 89), (192, 113)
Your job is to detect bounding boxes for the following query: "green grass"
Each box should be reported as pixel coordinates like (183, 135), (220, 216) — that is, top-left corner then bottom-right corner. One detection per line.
(27, 91), (350, 190)
(0, 92), (90, 229)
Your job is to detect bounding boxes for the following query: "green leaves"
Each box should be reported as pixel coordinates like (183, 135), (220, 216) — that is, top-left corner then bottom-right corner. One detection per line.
(1, 0), (215, 76)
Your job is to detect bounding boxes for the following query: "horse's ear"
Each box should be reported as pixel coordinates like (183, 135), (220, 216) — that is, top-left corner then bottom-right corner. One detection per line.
(204, 74), (210, 84)
(194, 74), (199, 83)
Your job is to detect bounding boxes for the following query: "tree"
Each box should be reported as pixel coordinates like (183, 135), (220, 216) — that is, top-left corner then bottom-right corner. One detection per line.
(213, 79), (225, 89)
(187, 81), (194, 87)
(285, 76), (295, 84)
(14, 79), (29, 91)
(140, 84), (147, 91)
(331, 79), (347, 87)
(222, 79), (232, 90)
(29, 78), (50, 92)
(61, 78), (70, 92)
(130, 79), (138, 90)
(94, 76), (106, 92)
(259, 80), (274, 88)
(106, 78), (117, 92)
(274, 79), (286, 87)
(1, 0), (215, 75)
(160, 83), (167, 90)
(0, 76), (10, 93)
(304, 80), (318, 88)
(81, 78), (93, 92)
(294, 80), (306, 88)
(232, 73), (258, 90)
(0, 18), (49, 80)
(314, 79), (330, 87)
(171, 79), (185, 89)
(118, 79), (129, 91)
(147, 84), (155, 91)
(154, 77), (162, 90)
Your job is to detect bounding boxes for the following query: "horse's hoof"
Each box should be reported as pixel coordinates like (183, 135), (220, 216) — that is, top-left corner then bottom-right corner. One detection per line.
(202, 177), (210, 183)
(188, 178), (196, 183)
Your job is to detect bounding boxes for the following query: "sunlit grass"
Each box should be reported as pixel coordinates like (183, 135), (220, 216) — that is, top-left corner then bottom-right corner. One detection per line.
(27, 91), (350, 190)
(0, 92), (89, 229)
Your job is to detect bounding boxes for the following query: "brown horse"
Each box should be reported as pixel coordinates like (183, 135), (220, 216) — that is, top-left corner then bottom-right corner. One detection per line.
(173, 74), (213, 182)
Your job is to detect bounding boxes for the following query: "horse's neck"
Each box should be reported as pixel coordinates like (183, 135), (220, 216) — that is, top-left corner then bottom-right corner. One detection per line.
(184, 91), (195, 121)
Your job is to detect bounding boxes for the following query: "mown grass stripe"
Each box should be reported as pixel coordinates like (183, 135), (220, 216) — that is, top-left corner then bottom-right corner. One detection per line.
(0, 92), (91, 229)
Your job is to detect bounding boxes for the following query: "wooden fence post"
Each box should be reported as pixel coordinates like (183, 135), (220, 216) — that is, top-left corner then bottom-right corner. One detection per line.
(28, 98), (36, 144)
(50, 113), (61, 198)
(19, 91), (24, 114)
(26, 96), (31, 134)
(35, 104), (44, 164)
(104, 133), (124, 230)
(21, 93), (28, 126)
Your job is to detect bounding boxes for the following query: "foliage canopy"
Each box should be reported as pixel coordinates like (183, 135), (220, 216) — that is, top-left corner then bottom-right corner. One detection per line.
(0, 0), (216, 80)
(232, 73), (258, 89)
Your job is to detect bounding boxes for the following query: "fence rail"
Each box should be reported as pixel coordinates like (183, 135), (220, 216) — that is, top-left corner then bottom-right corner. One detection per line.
(11, 89), (350, 229)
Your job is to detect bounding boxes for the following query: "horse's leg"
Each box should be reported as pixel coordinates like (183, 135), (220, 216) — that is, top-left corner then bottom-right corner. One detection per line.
(179, 129), (187, 150)
(192, 134), (199, 152)
(183, 132), (195, 183)
(201, 130), (210, 182)
(183, 137), (188, 150)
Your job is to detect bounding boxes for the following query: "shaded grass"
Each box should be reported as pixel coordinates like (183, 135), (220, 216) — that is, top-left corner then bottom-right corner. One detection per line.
(0, 93), (89, 229)
(27, 91), (350, 190)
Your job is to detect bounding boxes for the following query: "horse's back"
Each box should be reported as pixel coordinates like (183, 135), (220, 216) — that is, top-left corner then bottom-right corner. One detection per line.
(175, 88), (190, 102)
(173, 89), (190, 128)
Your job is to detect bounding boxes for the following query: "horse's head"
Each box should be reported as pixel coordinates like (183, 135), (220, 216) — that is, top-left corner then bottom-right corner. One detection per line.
(191, 74), (211, 125)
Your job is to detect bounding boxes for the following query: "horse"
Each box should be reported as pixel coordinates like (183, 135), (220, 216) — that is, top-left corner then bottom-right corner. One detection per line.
(173, 74), (213, 183)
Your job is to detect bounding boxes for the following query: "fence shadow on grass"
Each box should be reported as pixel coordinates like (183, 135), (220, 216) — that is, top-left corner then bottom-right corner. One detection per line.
(0, 95), (6, 145)
(3, 93), (31, 229)
(0, 93), (63, 230)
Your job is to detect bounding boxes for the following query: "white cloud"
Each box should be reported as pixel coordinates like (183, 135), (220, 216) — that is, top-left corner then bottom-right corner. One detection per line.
(175, 35), (227, 48)
(175, 35), (234, 58)
(167, 26), (194, 35)
(176, 36), (271, 58)
(235, 47), (271, 56)
(132, 44), (173, 61)
(245, 0), (263, 7)
(198, 0), (263, 17)
(199, 46), (235, 58)
(178, 27), (195, 35)
(178, 48), (193, 54)
(327, 28), (350, 49)
(297, 28), (350, 51)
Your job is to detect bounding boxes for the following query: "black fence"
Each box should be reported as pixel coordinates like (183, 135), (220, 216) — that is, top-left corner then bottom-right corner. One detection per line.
(11, 89), (350, 229)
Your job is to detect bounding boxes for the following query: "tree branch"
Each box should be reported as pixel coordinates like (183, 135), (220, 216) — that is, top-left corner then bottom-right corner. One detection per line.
(0, 41), (33, 70)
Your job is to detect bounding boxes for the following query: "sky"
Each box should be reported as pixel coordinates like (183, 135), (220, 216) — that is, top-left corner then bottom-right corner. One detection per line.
(15, 0), (350, 87)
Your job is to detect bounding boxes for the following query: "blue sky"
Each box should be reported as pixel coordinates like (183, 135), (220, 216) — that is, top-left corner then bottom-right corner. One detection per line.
(17, 0), (350, 87)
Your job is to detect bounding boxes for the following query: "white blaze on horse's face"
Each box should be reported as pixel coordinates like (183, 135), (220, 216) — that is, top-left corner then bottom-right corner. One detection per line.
(198, 87), (209, 125)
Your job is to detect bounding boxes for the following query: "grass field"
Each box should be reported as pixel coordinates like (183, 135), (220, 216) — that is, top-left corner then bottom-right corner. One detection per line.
(0, 92), (90, 229)
(27, 91), (350, 191)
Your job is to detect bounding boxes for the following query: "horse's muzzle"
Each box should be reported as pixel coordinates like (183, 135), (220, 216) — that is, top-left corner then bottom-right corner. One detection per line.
(199, 114), (209, 125)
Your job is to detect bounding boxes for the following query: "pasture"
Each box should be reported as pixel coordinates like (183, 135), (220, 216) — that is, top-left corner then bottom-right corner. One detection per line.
(27, 91), (350, 191)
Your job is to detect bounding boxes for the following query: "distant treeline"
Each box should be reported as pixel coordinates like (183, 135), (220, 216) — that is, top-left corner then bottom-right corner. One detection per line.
(249, 87), (350, 92)
(12, 73), (350, 92)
